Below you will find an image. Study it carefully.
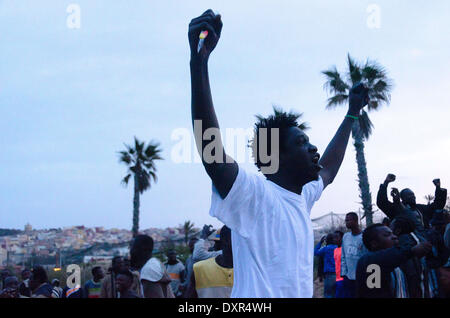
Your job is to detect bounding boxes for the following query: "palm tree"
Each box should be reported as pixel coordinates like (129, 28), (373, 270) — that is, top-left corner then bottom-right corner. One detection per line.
(181, 220), (196, 245)
(118, 137), (163, 237)
(322, 54), (393, 226)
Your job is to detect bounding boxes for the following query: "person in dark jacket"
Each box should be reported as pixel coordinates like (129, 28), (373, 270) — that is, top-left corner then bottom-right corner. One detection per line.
(377, 174), (447, 237)
(356, 224), (432, 298)
(426, 211), (450, 268)
(29, 265), (54, 298)
(0, 276), (20, 298)
(391, 216), (424, 298)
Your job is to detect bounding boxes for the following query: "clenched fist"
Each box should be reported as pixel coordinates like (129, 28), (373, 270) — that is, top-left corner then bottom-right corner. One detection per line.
(432, 178), (441, 188)
(384, 173), (396, 185)
(348, 82), (370, 115)
(188, 9), (223, 60)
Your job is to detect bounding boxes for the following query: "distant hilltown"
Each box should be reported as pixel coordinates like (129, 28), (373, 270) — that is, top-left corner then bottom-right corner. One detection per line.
(0, 211), (386, 268)
(0, 224), (199, 267)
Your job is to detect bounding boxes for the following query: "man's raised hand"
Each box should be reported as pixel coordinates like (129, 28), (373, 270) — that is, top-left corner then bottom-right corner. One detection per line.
(385, 173), (396, 185)
(391, 187), (400, 201)
(189, 9), (238, 200)
(188, 10), (223, 60)
(433, 178), (441, 188)
(348, 82), (370, 116)
(201, 224), (214, 239)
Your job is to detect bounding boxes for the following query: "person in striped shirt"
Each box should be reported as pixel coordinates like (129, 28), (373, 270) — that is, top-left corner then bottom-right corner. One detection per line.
(84, 266), (104, 298)
(356, 224), (432, 298)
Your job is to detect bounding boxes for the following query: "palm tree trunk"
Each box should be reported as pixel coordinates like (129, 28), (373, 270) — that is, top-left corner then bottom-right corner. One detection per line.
(352, 124), (374, 226)
(132, 174), (140, 237)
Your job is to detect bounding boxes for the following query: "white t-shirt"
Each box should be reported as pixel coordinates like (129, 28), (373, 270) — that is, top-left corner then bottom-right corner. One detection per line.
(210, 166), (323, 298)
(140, 257), (164, 283)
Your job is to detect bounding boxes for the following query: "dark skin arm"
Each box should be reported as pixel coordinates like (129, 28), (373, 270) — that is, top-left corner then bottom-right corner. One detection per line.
(141, 279), (165, 298)
(190, 11), (367, 192)
(189, 10), (238, 199)
(318, 83), (369, 188)
(430, 179), (447, 210)
(376, 174), (401, 218)
(421, 178), (447, 225)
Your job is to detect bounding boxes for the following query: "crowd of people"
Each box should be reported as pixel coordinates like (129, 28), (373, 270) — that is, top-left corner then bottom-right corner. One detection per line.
(0, 225), (233, 298)
(3, 190), (448, 300)
(315, 175), (450, 298)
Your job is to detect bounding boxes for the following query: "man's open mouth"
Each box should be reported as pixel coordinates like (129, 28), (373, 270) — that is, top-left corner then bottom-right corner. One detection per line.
(312, 153), (320, 164)
(312, 154), (323, 170)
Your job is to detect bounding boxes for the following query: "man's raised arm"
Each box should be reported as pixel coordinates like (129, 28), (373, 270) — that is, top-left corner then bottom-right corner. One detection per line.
(430, 178), (447, 210)
(377, 174), (401, 219)
(319, 83), (369, 188)
(189, 10), (238, 199)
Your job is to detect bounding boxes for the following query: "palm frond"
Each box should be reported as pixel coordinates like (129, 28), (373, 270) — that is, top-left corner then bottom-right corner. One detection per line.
(121, 174), (132, 187)
(142, 162), (155, 170)
(124, 143), (135, 155)
(358, 110), (374, 140)
(362, 61), (387, 83)
(137, 169), (150, 193)
(367, 100), (379, 110)
(322, 67), (349, 94)
(326, 94), (349, 109)
(134, 137), (144, 154)
(372, 79), (388, 93)
(347, 54), (362, 85)
(148, 170), (158, 183)
(372, 79), (393, 102)
(144, 142), (163, 161)
(369, 91), (391, 110)
(118, 151), (132, 165)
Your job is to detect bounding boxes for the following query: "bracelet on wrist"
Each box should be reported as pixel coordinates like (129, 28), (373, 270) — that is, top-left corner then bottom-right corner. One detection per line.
(346, 114), (359, 120)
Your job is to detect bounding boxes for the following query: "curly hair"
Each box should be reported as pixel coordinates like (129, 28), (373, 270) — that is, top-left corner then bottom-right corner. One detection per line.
(249, 106), (309, 171)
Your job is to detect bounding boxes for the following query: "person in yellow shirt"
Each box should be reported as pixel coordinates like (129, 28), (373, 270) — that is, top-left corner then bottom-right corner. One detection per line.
(186, 225), (233, 298)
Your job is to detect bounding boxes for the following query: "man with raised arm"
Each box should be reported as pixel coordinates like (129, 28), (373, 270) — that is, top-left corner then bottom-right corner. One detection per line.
(188, 9), (369, 298)
(377, 174), (447, 235)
